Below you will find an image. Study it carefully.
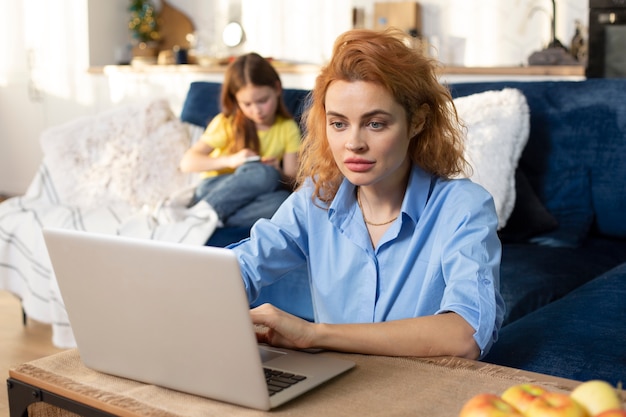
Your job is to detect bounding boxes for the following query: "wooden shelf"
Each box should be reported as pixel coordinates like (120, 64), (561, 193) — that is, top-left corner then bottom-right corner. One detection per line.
(439, 65), (585, 77)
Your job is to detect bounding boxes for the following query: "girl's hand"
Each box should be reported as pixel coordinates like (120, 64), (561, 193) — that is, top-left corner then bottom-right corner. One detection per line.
(260, 156), (280, 171)
(229, 149), (259, 168)
(250, 304), (317, 350)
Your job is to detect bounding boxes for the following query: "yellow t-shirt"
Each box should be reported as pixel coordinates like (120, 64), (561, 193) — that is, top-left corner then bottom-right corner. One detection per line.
(199, 114), (301, 177)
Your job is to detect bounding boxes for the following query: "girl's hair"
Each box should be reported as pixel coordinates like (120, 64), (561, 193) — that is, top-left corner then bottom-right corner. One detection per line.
(220, 52), (293, 153)
(296, 28), (468, 205)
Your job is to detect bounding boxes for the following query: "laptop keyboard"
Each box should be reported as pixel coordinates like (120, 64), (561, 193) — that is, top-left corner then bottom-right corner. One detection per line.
(264, 368), (307, 396)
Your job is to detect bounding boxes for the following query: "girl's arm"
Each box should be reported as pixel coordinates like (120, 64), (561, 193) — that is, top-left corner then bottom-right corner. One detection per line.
(179, 140), (257, 173)
(280, 152), (299, 188)
(281, 152), (298, 178)
(251, 304), (480, 359)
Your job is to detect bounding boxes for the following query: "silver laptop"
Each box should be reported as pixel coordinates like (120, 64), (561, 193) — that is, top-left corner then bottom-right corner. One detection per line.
(43, 228), (354, 411)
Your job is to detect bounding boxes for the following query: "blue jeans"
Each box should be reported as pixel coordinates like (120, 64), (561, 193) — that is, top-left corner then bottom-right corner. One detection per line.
(191, 162), (290, 228)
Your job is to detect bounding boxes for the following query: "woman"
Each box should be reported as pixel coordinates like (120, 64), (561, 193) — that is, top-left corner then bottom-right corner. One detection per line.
(180, 52), (301, 228)
(229, 29), (505, 359)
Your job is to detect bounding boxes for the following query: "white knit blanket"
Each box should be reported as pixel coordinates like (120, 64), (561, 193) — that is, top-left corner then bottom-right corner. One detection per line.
(0, 99), (214, 348)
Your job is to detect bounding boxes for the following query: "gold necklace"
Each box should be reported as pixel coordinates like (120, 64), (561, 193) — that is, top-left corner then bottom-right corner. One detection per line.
(357, 188), (398, 227)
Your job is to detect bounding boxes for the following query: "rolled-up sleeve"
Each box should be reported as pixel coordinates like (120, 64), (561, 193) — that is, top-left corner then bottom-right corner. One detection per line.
(435, 182), (504, 358)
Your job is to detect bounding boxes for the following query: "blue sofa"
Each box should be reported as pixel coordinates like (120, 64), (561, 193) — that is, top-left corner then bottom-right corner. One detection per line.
(180, 79), (626, 385)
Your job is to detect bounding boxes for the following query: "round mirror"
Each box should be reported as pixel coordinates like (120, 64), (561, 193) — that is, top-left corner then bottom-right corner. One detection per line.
(223, 22), (244, 47)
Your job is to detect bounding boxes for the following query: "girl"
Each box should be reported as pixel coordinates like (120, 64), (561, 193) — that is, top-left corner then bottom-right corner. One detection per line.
(229, 29), (505, 359)
(180, 52), (301, 228)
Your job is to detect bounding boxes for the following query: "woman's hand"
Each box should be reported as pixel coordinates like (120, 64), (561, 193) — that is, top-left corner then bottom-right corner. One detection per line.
(250, 304), (317, 350)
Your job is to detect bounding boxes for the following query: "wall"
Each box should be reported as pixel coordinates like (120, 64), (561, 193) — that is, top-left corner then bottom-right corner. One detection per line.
(156, 1), (588, 67)
(168, 0), (589, 67)
(70, 0), (593, 68)
(352, 0), (588, 67)
(0, 0), (108, 195)
(240, 0), (353, 64)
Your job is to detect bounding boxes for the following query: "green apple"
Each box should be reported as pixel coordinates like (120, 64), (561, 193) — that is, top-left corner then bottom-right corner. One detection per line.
(526, 391), (588, 417)
(571, 380), (622, 416)
(501, 383), (547, 414)
(459, 393), (524, 417)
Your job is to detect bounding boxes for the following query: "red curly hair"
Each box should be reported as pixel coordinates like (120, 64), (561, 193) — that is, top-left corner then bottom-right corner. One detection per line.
(296, 28), (468, 205)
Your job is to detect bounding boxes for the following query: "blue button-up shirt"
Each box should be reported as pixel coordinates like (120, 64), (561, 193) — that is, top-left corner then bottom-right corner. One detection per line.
(230, 165), (505, 356)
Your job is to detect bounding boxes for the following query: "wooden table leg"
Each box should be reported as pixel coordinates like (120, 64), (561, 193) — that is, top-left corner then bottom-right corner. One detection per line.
(7, 378), (116, 417)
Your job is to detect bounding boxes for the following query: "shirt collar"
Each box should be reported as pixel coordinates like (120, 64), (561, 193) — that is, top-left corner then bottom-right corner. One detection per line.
(328, 165), (434, 227)
(401, 165), (434, 224)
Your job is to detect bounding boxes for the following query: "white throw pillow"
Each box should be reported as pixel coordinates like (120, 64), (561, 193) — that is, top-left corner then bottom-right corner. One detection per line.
(40, 99), (192, 209)
(453, 88), (530, 229)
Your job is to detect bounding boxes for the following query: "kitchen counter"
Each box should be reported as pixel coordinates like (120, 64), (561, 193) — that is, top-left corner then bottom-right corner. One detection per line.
(90, 63), (586, 88)
(90, 63), (585, 77)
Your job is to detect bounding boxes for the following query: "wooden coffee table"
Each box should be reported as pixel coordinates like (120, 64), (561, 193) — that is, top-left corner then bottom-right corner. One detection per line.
(7, 348), (586, 417)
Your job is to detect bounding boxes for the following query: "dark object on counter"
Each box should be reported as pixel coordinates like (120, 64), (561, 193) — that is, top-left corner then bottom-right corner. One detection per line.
(174, 46), (188, 65)
(528, 47), (579, 66)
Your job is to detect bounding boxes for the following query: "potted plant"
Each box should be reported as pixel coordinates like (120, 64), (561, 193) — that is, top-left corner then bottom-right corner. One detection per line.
(128, 0), (161, 59)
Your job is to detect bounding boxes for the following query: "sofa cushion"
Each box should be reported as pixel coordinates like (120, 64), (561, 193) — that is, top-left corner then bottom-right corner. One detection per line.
(453, 88), (530, 229)
(180, 82), (222, 127)
(498, 169), (558, 243)
(180, 81), (310, 128)
(499, 237), (626, 325)
(450, 79), (626, 244)
(483, 261), (626, 385)
(529, 167), (594, 248)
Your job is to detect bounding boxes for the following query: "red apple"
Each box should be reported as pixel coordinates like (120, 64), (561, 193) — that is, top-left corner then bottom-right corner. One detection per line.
(596, 409), (626, 417)
(459, 393), (524, 417)
(502, 383), (547, 414)
(526, 391), (589, 417)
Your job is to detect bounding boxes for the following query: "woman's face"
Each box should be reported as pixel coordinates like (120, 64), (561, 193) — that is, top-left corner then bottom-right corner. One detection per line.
(325, 80), (412, 190)
(235, 84), (280, 130)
